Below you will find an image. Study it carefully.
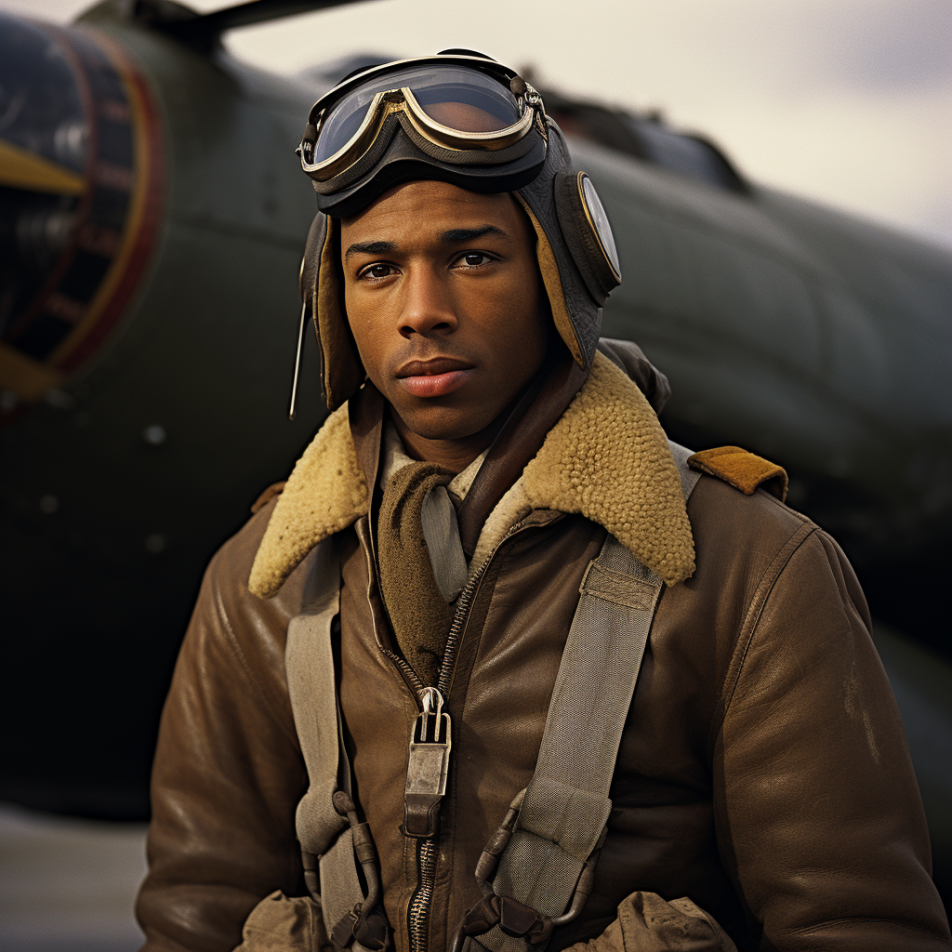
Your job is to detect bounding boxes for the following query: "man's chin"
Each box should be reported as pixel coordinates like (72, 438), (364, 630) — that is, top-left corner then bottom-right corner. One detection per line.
(392, 405), (495, 446)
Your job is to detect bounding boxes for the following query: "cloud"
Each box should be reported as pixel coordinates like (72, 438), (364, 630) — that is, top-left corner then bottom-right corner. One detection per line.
(812, 0), (952, 92)
(696, 83), (952, 246)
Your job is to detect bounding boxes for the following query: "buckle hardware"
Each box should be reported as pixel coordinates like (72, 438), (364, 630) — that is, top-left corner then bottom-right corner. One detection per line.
(401, 687), (452, 839)
(449, 790), (607, 951)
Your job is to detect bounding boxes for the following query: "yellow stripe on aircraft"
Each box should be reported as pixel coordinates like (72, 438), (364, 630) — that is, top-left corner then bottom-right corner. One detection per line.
(0, 342), (63, 401)
(0, 138), (86, 195)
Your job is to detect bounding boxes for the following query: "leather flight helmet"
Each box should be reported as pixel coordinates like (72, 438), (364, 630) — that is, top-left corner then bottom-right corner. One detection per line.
(296, 51), (622, 411)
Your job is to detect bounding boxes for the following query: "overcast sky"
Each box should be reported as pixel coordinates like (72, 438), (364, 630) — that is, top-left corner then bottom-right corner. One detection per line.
(5, 0), (952, 250)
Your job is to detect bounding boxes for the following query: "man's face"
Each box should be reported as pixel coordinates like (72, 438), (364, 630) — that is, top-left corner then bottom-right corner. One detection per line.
(340, 180), (550, 448)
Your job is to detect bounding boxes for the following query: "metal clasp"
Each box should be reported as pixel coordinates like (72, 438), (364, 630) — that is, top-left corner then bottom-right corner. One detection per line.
(448, 790), (606, 952)
(401, 687), (452, 839)
(523, 83), (548, 141)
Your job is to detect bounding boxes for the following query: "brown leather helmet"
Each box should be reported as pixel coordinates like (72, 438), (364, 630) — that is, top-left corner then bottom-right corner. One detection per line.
(296, 52), (621, 411)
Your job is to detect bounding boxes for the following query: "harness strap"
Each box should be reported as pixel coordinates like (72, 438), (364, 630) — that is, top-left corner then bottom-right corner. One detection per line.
(474, 441), (699, 951)
(285, 538), (364, 940)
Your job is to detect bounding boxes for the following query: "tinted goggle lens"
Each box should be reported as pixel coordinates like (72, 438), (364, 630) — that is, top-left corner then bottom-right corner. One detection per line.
(314, 66), (524, 163)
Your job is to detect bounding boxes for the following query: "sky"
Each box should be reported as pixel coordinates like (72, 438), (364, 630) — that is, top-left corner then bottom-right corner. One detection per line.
(3, 0), (952, 250)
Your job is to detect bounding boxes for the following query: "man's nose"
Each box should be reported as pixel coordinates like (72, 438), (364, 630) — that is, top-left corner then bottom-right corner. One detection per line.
(398, 267), (457, 338)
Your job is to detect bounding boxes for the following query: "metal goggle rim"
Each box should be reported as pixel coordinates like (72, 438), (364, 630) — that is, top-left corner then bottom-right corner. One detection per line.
(298, 61), (544, 181)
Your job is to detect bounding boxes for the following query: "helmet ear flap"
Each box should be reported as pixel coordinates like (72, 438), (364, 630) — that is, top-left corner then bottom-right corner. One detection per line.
(554, 171), (621, 304)
(513, 194), (587, 369)
(302, 212), (366, 411)
(301, 212), (323, 308)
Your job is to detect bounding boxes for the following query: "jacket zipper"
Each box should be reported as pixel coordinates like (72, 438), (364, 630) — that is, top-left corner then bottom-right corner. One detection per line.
(401, 522), (531, 952)
(379, 550), (490, 699)
(408, 838), (439, 952)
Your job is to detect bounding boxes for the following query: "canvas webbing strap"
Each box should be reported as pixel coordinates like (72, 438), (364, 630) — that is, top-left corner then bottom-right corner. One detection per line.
(285, 538), (364, 938)
(474, 441), (699, 952)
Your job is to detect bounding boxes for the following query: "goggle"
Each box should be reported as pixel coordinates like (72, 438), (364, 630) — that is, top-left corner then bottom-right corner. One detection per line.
(297, 55), (547, 186)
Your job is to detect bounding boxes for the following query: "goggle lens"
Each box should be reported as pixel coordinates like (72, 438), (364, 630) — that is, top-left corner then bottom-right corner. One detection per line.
(315, 66), (523, 163)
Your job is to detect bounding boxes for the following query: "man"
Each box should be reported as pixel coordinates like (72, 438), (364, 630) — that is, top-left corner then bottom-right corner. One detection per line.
(136, 53), (951, 952)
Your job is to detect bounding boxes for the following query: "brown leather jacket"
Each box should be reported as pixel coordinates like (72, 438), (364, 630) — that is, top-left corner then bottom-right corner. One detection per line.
(136, 351), (950, 952)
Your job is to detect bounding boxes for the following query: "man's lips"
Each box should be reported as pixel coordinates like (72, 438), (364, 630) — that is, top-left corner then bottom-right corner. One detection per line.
(396, 357), (475, 398)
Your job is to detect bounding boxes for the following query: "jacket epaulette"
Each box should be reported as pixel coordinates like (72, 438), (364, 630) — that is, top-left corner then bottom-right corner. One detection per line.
(687, 446), (788, 502)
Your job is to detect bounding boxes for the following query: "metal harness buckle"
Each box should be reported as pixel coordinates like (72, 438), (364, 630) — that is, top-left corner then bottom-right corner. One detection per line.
(401, 687), (453, 839)
(448, 788), (607, 951)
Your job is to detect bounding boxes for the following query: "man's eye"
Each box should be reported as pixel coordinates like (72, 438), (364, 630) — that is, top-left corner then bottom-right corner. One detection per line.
(361, 264), (395, 279)
(459, 252), (492, 268)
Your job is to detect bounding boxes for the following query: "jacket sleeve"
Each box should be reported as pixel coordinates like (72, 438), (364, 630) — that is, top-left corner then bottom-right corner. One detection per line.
(713, 525), (950, 950)
(135, 507), (311, 952)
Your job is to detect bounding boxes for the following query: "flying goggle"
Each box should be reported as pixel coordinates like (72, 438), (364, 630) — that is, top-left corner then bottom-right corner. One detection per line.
(297, 54), (548, 200)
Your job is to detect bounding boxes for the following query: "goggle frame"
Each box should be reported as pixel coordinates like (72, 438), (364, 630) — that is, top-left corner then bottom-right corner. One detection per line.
(297, 55), (547, 184)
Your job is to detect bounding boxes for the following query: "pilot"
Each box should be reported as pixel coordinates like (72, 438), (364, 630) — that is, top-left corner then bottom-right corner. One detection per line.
(135, 53), (951, 952)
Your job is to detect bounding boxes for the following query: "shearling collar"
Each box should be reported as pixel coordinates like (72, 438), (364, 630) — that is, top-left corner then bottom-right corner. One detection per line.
(248, 352), (695, 599)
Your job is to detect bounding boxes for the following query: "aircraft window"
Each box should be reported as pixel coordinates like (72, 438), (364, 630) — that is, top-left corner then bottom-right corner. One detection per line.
(626, 118), (747, 193)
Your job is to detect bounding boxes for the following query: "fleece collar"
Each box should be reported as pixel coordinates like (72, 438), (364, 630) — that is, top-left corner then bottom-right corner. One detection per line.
(249, 352), (695, 598)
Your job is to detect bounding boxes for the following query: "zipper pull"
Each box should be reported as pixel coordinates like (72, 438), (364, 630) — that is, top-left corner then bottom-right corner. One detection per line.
(401, 687), (452, 839)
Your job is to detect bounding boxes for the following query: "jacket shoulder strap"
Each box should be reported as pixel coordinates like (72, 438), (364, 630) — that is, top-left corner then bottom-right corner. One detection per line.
(476, 440), (699, 951)
(687, 445), (787, 501)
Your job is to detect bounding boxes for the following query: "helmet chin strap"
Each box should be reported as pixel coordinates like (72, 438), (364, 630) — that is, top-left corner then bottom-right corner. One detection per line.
(288, 299), (309, 422)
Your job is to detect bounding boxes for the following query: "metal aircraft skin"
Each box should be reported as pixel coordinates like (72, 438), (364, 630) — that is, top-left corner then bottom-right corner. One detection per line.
(1, 0), (950, 908)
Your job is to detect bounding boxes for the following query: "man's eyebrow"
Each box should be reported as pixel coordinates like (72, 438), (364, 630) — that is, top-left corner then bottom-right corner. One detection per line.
(344, 227), (509, 258)
(344, 240), (395, 259)
(440, 225), (510, 243)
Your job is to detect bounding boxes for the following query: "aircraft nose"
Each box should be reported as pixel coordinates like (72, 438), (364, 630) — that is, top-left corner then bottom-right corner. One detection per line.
(0, 11), (162, 411)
